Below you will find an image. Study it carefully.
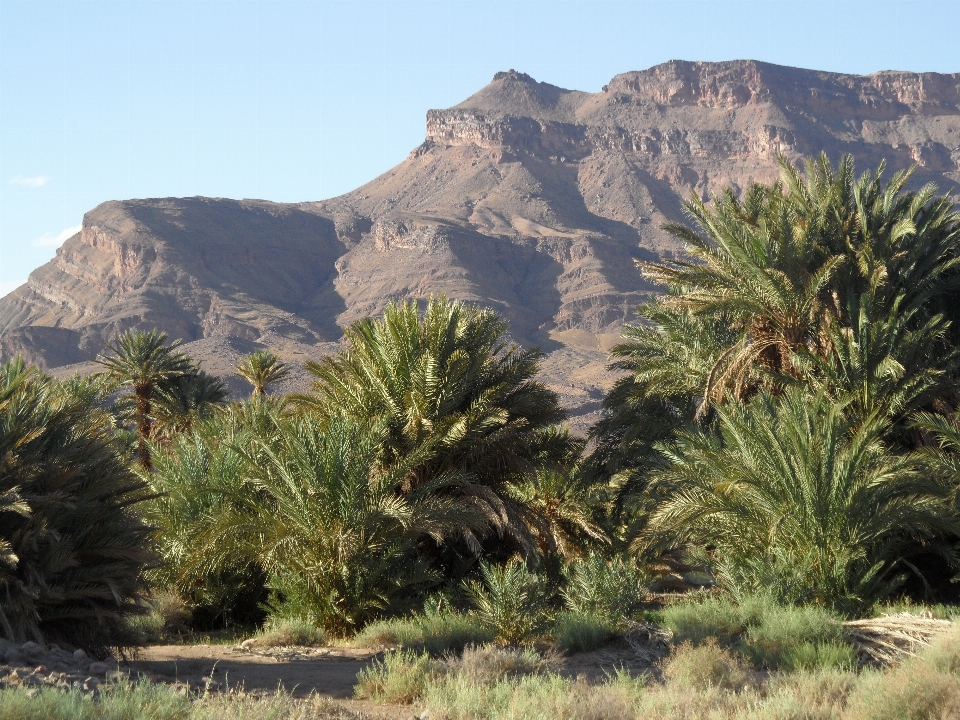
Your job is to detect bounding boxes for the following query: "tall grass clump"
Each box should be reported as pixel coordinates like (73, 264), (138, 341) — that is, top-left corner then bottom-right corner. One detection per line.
(551, 612), (618, 653)
(353, 611), (493, 654)
(658, 593), (852, 671)
(355, 648), (436, 704)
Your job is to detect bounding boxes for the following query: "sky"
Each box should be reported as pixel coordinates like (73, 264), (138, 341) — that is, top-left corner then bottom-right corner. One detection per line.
(1, 0), (959, 295)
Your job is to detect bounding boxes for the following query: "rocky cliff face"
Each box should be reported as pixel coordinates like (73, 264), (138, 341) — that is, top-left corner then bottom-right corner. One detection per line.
(3, 60), (959, 430)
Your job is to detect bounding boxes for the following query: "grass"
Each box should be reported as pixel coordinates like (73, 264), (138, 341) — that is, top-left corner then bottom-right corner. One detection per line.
(551, 612), (619, 653)
(350, 608), (960, 720)
(350, 611), (493, 654)
(656, 593), (853, 671)
(0, 680), (358, 720)
(247, 617), (326, 647)
(354, 648), (435, 704)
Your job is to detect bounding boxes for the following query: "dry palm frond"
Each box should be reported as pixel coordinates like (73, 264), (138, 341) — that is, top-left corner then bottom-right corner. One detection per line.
(842, 612), (952, 666)
(595, 621), (674, 667)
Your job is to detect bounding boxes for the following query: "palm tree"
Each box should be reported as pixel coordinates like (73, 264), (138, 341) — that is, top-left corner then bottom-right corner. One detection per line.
(584, 299), (735, 506)
(638, 154), (960, 415)
(641, 389), (960, 613)
(0, 358), (154, 651)
(151, 370), (228, 439)
(508, 431), (607, 557)
(235, 351), (290, 398)
(295, 296), (570, 558)
(97, 329), (194, 468)
(176, 415), (480, 635)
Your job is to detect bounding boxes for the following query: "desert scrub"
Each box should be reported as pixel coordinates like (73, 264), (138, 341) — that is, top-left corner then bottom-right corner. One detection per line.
(249, 616), (327, 647)
(657, 594), (852, 671)
(743, 603), (852, 670)
(844, 623), (960, 720)
(355, 643), (560, 706)
(661, 639), (749, 691)
(0, 679), (355, 720)
(352, 611), (492, 654)
(354, 648), (436, 704)
(552, 611), (619, 653)
(425, 671), (646, 720)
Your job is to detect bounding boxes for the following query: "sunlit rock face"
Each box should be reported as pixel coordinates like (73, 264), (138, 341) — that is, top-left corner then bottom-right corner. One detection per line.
(2, 60), (959, 431)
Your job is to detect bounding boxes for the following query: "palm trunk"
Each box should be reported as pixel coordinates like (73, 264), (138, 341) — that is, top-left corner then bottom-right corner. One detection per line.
(135, 384), (152, 470)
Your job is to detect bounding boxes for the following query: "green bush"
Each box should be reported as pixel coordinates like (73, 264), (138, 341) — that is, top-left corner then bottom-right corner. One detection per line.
(250, 616), (326, 647)
(0, 360), (154, 653)
(658, 594), (753, 646)
(465, 559), (552, 645)
(355, 648), (435, 704)
(352, 612), (492, 654)
(661, 639), (749, 691)
(561, 554), (648, 623)
(657, 594), (852, 672)
(552, 612), (618, 653)
(743, 603), (849, 670)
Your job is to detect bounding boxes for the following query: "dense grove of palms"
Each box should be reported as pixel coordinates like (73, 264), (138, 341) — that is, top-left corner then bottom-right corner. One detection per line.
(4, 154), (960, 651)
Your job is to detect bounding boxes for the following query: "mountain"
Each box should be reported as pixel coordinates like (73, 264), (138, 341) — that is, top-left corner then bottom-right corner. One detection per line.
(2, 60), (959, 430)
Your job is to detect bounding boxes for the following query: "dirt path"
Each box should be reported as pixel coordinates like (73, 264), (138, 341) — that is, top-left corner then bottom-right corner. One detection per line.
(124, 640), (651, 717)
(126, 645), (412, 719)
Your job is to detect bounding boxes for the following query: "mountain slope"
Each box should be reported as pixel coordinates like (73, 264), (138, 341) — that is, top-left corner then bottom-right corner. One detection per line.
(3, 60), (959, 429)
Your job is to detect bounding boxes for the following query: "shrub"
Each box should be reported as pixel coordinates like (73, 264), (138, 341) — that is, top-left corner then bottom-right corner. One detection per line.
(552, 612), (618, 653)
(661, 640), (749, 691)
(352, 612), (492, 654)
(743, 603), (848, 670)
(251, 617), (326, 647)
(465, 559), (552, 645)
(561, 554), (648, 623)
(355, 648), (435, 704)
(657, 594), (853, 672)
(658, 594), (752, 646)
(440, 644), (561, 685)
(0, 359), (154, 653)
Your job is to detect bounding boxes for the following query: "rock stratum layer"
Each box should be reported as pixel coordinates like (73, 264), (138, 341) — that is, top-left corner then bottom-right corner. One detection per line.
(3, 60), (960, 430)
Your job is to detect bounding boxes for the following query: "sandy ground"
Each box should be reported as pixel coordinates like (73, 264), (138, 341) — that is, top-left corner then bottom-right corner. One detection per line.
(125, 644), (412, 718)
(123, 640), (652, 718)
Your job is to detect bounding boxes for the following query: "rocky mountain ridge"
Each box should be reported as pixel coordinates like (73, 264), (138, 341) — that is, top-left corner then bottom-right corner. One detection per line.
(2, 60), (959, 430)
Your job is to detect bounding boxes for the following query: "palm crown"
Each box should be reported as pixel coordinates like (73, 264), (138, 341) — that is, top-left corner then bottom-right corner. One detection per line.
(96, 329), (194, 468)
(235, 351), (290, 398)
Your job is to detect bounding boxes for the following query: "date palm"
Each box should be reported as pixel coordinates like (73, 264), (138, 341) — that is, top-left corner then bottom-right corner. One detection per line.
(152, 370), (228, 439)
(235, 351), (290, 398)
(97, 329), (193, 468)
(0, 358), (154, 651)
(641, 390), (960, 613)
(178, 414), (481, 635)
(295, 297), (569, 558)
(639, 154), (960, 415)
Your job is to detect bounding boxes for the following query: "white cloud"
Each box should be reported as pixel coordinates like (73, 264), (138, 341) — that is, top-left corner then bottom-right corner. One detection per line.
(0, 279), (26, 297)
(32, 224), (82, 248)
(9, 176), (51, 188)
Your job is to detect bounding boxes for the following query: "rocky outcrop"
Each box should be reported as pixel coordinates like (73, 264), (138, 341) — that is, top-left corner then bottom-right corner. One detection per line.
(2, 60), (960, 430)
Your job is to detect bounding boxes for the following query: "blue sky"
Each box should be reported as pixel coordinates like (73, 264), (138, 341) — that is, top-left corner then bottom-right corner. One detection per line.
(1, 0), (958, 294)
